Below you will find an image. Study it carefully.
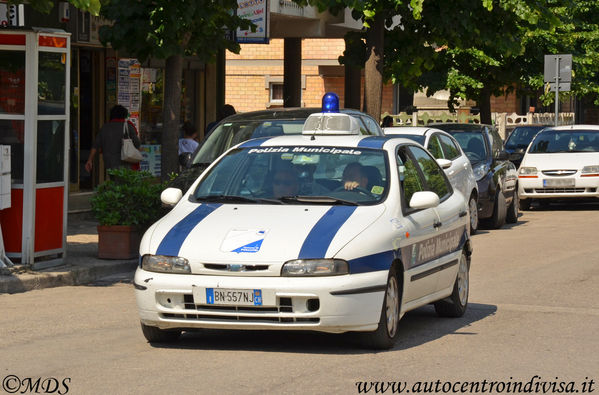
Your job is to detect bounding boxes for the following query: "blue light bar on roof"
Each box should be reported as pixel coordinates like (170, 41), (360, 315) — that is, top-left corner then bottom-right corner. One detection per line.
(322, 92), (340, 113)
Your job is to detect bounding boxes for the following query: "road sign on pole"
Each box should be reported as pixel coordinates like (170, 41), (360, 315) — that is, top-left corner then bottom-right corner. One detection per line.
(544, 54), (572, 126)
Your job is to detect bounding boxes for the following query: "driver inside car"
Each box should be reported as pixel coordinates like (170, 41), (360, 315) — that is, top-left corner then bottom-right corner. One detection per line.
(342, 162), (369, 191)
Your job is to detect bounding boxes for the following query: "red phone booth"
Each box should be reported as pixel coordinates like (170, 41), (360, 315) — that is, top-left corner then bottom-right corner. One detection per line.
(0, 29), (70, 269)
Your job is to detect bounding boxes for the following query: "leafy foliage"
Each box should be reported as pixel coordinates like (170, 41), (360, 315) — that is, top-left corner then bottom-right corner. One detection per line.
(90, 168), (167, 229)
(98, 0), (252, 63)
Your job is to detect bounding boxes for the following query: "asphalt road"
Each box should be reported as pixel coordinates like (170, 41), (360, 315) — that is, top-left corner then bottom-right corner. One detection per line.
(1, 202), (598, 395)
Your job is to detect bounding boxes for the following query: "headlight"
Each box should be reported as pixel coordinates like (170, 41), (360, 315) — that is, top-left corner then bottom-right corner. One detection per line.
(141, 255), (191, 273)
(581, 165), (599, 177)
(518, 167), (538, 178)
(473, 164), (490, 181)
(281, 259), (349, 276)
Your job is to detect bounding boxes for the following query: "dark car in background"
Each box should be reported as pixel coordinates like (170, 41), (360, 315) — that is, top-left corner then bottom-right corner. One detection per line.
(434, 123), (519, 229)
(170, 107), (384, 192)
(504, 125), (548, 168)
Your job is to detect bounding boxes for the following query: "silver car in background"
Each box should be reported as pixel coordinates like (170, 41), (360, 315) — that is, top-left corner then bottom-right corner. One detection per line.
(384, 126), (479, 234)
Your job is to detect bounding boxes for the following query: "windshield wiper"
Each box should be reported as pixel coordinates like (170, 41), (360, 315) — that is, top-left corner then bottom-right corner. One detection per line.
(190, 162), (211, 168)
(196, 195), (281, 204)
(279, 195), (359, 206)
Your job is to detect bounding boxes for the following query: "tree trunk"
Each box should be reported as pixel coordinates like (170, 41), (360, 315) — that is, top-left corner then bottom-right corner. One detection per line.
(363, 14), (385, 122)
(478, 88), (492, 125)
(161, 54), (183, 182)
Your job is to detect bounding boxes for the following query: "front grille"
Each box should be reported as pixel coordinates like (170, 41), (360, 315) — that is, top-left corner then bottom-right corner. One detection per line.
(542, 170), (577, 176)
(533, 188), (590, 194)
(203, 263), (270, 272)
(161, 293), (320, 324)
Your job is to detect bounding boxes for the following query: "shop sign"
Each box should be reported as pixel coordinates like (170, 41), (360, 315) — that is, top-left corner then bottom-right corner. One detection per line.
(236, 0), (269, 44)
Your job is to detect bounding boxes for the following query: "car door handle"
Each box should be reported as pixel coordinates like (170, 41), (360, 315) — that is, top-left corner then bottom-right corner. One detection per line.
(459, 210), (467, 218)
(433, 221), (442, 228)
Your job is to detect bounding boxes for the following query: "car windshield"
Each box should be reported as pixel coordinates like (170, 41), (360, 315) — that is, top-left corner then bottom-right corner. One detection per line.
(529, 130), (599, 153)
(505, 126), (545, 150)
(193, 146), (389, 205)
(191, 120), (306, 165)
(445, 131), (488, 163)
(386, 134), (425, 145)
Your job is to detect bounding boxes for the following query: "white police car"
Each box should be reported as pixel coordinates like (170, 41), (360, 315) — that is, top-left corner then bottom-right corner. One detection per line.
(135, 96), (472, 349)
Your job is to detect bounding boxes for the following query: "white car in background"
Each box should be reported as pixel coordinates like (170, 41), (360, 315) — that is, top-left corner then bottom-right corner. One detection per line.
(134, 110), (472, 350)
(518, 125), (599, 209)
(384, 126), (479, 234)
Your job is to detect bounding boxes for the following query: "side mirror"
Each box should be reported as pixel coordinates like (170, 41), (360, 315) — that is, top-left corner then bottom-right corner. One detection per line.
(161, 187), (183, 207)
(436, 158), (452, 169)
(409, 191), (440, 209)
(178, 152), (193, 169)
(509, 152), (523, 162)
(495, 150), (509, 161)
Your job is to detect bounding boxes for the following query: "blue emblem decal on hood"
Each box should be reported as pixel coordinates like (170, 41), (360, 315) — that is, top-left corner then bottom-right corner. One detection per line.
(298, 206), (357, 259)
(156, 203), (222, 256)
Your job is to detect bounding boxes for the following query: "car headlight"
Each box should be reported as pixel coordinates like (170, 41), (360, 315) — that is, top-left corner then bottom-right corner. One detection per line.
(518, 167), (538, 178)
(581, 165), (599, 177)
(141, 255), (191, 273)
(281, 259), (349, 276)
(473, 164), (490, 181)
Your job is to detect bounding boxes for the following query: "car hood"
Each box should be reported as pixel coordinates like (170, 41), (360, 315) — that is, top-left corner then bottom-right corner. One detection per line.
(522, 152), (599, 170)
(143, 203), (385, 268)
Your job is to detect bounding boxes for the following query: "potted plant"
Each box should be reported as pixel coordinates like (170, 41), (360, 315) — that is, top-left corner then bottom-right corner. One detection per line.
(90, 168), (166, 259)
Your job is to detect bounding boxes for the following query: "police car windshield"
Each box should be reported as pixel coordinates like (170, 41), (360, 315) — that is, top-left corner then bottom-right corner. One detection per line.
(529, 130), (599, 153)
(191, 120), (305, 165)
(194, 146), (389, 205)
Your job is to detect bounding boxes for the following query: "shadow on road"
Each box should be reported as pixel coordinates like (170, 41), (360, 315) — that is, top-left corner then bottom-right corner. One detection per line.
(148, 302), (497, 354)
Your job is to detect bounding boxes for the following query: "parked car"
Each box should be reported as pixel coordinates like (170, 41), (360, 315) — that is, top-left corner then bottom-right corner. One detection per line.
(135, 112), (472, 350)
(504, 125), (548, 168)
(518, 125), (599, 209)
(434, 123), (518, 228)
(170, 107), (384, 192)
(383, 126), (479, 234)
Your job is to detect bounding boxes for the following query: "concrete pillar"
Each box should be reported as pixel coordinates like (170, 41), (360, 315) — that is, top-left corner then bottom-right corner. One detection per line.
(343, 36), (361, 110)
(284, 38), (302, 107)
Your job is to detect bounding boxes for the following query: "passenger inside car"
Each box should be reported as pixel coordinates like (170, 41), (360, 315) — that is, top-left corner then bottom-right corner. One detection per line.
(271, 166), (300, 198)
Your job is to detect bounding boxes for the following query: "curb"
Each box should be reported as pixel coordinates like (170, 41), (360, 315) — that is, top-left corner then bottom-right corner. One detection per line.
(0, 260), (138, 294)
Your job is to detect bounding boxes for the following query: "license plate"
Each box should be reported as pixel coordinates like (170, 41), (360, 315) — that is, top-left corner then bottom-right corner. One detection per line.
(543, 178), (575, 187)
(206, 288), (263, 306)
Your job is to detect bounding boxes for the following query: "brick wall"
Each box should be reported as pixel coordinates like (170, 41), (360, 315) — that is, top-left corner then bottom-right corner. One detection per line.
(490, 91), (519, 114)
(226, 38), (394, 116)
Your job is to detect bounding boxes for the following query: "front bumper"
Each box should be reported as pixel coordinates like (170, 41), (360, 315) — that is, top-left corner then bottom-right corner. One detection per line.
(518, 176), (599, 199)
(134, 268), (388, 333)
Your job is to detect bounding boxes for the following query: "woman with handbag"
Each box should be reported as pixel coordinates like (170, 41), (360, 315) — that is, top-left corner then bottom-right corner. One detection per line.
(85, 105), (142, 173)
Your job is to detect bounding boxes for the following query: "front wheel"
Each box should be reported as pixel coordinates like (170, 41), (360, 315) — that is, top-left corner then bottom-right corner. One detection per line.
(490, 188), (506, 229)
(434, 251), (469, 317)
(362, 266), (401, 350)
(141, 322), (181, 343)
(468, 194), (478, 235)
(506, 190), (519, 224)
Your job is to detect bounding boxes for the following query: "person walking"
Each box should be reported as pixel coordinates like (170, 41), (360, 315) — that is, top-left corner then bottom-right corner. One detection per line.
(85, 105), (141, 173)
(178, 122), (199, 155)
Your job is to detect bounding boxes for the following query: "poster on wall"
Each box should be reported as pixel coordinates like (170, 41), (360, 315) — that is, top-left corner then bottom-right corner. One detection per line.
(236, 0), (269, 44)
(117, 58), (141, 130)
(139, 145), (161, 176)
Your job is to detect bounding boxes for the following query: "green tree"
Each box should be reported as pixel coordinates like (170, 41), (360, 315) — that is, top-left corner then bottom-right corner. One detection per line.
(99, 0), (251, 180)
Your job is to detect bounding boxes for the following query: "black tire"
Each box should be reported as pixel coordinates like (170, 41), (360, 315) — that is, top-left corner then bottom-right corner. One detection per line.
(141, 322), (181, 343)
(434, 251), (469, 317)
(490, 187), (506, 229)
(468, 194), (479, 235)
(506, 189), (519, 224)
(362, 266), (401, 350)
(519, 198), (531, 211)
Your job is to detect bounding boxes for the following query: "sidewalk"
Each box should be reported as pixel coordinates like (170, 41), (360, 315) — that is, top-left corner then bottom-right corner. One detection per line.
(0, 212), (138, 294)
